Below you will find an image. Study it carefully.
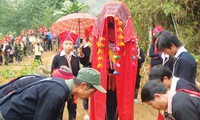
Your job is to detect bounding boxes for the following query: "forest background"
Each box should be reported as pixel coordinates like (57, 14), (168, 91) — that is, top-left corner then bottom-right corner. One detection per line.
(0, 0), (199, 80)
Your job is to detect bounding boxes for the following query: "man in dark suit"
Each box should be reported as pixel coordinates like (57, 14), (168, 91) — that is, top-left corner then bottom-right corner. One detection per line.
(157, 31), (197, 85)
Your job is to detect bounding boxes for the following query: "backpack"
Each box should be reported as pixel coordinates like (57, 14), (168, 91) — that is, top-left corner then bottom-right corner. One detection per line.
(176, 89), (200, 98)
(0, 75), (47, 98)
(0, 77), (68, 106)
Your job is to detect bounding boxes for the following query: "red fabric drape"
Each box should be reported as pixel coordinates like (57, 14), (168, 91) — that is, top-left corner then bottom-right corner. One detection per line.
(90, 35), (107, 120)
(90, 2), (138, 120)
(116, 40), (137, 120)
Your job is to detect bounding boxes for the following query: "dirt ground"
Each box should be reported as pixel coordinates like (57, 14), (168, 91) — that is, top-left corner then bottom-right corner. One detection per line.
(0, 51), (158, 120)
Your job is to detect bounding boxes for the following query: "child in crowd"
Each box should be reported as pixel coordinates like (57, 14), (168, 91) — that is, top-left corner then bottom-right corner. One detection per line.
(33, 42), (44, 64)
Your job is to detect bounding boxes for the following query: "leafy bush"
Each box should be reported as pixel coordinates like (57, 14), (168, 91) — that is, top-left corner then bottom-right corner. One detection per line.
(0, 67), (17, 79)
(0, 61), (41, 82)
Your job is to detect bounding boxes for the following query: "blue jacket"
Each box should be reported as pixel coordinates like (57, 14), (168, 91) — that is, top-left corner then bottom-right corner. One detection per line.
(173, 52), (197, 84)
(149, 44), (162, 66)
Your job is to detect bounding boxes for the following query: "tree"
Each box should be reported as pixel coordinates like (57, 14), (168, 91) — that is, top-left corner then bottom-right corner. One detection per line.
(0, 0), (15, 35)
(0, 0), (64, 36)
(53, 0), (89, 16)
(121, 0), (200, 55)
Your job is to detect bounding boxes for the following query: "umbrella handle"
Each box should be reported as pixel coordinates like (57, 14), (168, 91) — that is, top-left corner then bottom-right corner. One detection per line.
(78, 18), (80, 37)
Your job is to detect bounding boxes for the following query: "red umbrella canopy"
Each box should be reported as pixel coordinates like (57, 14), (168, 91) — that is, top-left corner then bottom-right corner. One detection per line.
(51, 13), (96, 38)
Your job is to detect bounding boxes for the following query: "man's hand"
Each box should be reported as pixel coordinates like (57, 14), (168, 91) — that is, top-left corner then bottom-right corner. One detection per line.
(78, 47), (84, 58)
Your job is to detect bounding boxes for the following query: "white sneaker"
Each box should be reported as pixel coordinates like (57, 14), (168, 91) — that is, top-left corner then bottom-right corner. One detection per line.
(84, 115), (89, 120)
(134, 99), (139, 103)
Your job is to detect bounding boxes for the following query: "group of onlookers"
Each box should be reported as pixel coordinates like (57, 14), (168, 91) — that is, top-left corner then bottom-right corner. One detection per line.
(0, 29), (59, 65)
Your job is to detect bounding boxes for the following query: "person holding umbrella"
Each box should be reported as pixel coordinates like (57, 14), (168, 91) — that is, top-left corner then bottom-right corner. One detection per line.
(78, 26), (94, 120)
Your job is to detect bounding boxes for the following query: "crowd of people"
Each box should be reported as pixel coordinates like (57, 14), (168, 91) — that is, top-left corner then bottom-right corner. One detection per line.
(0, 27), (59, 65)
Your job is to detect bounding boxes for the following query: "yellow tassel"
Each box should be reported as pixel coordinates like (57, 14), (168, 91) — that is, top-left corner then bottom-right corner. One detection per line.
(99, 37), (104, 41)
(119, 42), (125, 46)
(114, 17), (119, 21)
(97, 63), (102, 68)
(97, 56), (103, 61)
(118, 21), (123, 26)
(118, 34), (124, 40)
(97, 49), (102, 55)
(97, 43), (104, 48)
(117, 28), (123, 33)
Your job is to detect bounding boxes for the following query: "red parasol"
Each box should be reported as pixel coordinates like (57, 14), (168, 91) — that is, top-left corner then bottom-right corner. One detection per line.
(51, 13), (96, 38)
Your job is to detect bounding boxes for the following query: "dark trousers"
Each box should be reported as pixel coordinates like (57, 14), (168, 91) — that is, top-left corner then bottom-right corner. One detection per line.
(34, 55), (43, 64)
(17, 51), (23, 62)
(9, 54), (13, 63)
(4, 53), (9, 65)
(83, 99), (89, 110)
(23, 46), (27, 56)
(47, 40), (52, 51)
(106, 90), (118, 120)
(67, 96), (77, 120)
(0, 55), (2, 65)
